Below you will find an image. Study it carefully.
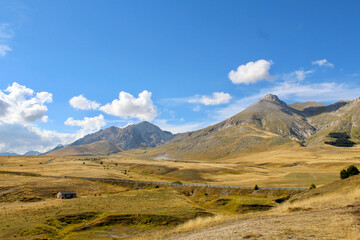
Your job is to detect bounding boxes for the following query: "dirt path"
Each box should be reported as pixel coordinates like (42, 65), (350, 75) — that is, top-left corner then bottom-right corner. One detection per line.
(40, 158), (55, 165)
(170, 206), (360, 240)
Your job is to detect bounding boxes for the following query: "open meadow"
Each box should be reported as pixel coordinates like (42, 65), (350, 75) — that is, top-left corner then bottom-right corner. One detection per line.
(2, 144), (359, 187)
(0, 145), (360, 239)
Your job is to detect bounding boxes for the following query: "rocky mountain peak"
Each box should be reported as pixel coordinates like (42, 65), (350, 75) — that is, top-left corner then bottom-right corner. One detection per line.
(69, 121), (175, 150)
(261, 94), (281, 102)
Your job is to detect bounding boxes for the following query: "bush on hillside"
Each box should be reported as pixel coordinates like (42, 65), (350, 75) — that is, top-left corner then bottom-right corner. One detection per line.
(254, 185), (259, 190)
(340, 169), (349, 179)
(309, 184), (316, 190)
(340, 165), (359, 179)
(325, 132), (355, 147)
(347, 165), (360, 176)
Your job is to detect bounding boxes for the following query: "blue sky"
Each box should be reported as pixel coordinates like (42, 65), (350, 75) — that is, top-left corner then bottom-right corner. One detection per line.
(1, 0), (360, 153)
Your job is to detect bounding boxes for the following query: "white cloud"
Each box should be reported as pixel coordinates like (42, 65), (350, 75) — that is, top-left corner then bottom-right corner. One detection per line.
(289, 69), (314, 82)
(0, 82), (76, 154)
(0, 82), (52, 124)
(99, 90), (157, 121)
(189, 92), (232, 105)
(0, 44), (11, 56)
(65, 114), (106, 133)
(0, 23), (14, 57)
(69, 95), (100, 110)
(0, 123), (77, 154)
(312, 59), (334, 68)
(229, 59), (272, 84)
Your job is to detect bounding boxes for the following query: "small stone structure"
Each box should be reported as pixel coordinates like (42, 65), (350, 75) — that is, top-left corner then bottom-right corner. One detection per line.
(57, 191), (77, 199)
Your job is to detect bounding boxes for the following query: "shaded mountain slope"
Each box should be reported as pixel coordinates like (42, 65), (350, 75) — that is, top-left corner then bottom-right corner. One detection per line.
(306, 98), (360, 145)
(293, 101), (348, 118)
(289, 101), (327, 111)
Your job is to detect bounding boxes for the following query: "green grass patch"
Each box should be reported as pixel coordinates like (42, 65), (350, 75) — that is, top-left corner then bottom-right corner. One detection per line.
(211, 195), (275, 213)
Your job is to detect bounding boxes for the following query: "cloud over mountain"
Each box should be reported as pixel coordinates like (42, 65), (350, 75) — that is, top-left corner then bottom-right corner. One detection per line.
(99, 90), (157, 121)
(65, 114), (106, 133)
(229, 59), (272, 84)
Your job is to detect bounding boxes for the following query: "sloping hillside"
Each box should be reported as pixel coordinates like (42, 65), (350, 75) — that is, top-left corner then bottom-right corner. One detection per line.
(143, 94), (316, 159)
(50, 140), (121, 156)
(169, 175), (360, 240)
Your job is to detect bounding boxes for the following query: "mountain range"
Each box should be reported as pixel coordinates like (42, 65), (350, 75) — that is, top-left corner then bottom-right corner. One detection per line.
(49, 94), (360, 158)
(50, 121), (176, 156)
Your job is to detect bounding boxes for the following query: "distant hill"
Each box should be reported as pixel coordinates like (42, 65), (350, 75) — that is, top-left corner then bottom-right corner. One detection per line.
(0, 152), (19, 156)
(24, 151), (42, 155)
(49, 121), (176, 155)
(50, 140), (121, 156)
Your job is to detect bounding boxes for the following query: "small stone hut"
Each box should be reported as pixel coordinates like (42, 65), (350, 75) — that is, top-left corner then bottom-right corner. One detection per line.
(57, 191), (76, 199)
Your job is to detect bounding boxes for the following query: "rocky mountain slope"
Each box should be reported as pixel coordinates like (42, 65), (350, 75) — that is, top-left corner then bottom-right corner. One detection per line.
(305, 98), (360, 145)
(143, 94), (360, 159)
(49, 121), (175, 155)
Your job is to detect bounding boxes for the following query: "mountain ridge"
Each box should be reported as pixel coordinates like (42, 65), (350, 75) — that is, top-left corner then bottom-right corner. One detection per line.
(49, 94), (360, 157)
(49, 121), (176, 155)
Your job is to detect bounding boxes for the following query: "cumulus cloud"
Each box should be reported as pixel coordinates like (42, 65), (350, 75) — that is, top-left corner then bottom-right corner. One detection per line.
(0, 123), (77, 154)
(0, 82), (52, 124)
(69, 95), (100, 110)
(312, 59), (334, 68)
(0, 82), (75, 154)
(189, 92), (232, 105)
(0, 23), (14, 57)
(229, 59), (272, 84)
(99, 90), (157, 121)
(65, 114), (106, 133)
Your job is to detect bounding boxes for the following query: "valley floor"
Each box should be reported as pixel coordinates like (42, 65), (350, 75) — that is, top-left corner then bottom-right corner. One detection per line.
(0, 145), (360, 239)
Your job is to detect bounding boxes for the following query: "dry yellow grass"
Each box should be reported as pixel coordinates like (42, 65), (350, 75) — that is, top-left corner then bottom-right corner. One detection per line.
(1, 147), (360, 239)
(276, 188), (360, 213)
(3, 144), (360, 188)
(151, 176), (360, 239)
(172, 214), (234, 233)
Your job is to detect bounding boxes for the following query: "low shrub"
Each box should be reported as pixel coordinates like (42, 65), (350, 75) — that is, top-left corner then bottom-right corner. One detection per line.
(340, 165), (359, 179)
